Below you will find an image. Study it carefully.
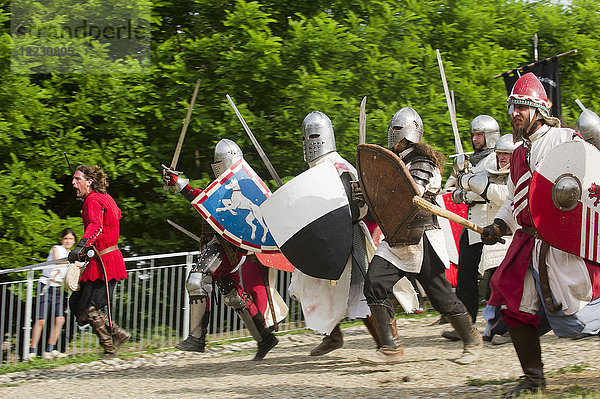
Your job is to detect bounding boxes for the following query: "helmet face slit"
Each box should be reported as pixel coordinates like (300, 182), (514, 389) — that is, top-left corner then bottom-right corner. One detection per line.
(301, 111), (336, 163)
(387, 107), (423, 148)
(212, 139), (243, 178)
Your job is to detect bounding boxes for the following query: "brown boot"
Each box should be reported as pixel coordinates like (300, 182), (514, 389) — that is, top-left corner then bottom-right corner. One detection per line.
(358, 305), (404, 365)
(390, 317), (402, 348)
(87, 307), (116, 357)
(445, 312), (483, 365)
(501, 325), (546, 398)
(358, 345), (404, 365)
(362, 315), (382, 348)
(310, 324), (343, 356)
(111, 324), (131, 352)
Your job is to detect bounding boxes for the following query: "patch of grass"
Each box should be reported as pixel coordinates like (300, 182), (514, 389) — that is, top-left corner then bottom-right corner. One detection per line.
(547, 363), (590, 377)
(534, 386), (600, 399)
(396, 309), (440, 319)
(555, 385), (600, 398)
(0, 353), (99, 375)
(467, 376), (518, 386)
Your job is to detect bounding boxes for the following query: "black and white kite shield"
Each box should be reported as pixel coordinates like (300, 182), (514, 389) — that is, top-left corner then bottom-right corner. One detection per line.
(260, 162), (352, 280)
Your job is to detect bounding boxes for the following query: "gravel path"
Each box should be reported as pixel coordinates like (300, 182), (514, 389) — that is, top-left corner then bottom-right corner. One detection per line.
(1, 315), (599, 398)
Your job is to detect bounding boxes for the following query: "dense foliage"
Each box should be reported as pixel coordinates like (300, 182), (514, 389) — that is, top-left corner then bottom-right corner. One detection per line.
(1, 0), (599, 272)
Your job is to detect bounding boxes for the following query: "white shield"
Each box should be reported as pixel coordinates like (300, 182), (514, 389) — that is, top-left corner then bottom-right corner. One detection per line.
(259, 162), (353, 280)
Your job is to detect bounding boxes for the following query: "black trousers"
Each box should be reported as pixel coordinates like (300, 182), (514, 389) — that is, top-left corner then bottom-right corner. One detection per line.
(456, 230), (484, 322)
(69, 279), (117, 323)
(364, 235), (466, 319)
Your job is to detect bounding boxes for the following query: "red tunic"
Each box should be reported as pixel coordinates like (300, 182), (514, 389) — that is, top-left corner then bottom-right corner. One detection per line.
(80, 191), (127, 282)
(490, 136), (600, 327)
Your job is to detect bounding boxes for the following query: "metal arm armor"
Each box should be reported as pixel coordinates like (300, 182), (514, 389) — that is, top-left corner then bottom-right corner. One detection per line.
(409, 158), (436, 188)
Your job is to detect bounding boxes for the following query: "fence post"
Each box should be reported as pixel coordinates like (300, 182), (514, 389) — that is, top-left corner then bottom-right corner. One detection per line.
(182, 252), (193, 338)
(22, 270), (34, 359)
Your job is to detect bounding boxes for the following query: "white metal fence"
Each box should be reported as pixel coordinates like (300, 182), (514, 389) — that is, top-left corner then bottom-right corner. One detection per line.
(0, 251), (304, 366)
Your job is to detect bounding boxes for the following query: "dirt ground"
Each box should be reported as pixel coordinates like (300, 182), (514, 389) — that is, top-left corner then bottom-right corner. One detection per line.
(1, 315), (599, 398)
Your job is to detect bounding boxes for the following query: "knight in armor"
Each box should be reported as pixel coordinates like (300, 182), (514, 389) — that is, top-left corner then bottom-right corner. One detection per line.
(289, 111), (381, 356)
(482, 72), (600, 397)
(162, 139), (279, 360)
(358, 107), (483, 365)
(441, 115), (510, 341)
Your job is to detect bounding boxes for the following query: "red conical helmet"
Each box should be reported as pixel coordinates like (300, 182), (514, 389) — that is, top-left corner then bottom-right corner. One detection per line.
(507, 72), (552, 116)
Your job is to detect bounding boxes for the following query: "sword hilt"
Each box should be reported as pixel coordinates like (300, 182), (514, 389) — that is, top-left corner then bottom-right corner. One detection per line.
(76, 248), (96, 262)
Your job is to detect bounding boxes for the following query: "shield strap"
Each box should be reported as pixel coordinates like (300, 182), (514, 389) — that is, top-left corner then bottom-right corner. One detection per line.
(538, 241), (562, 312)
(218, 235), (238, 266)
(522, 227), (562, 312)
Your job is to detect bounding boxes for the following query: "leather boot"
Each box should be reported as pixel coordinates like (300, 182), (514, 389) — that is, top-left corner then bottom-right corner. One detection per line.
(390, 316), (402, 348)
(87, 307), (116, 358)
(362, 315), (383, 349)
(446, 312), (483, 365)
(358, 305), (404, 365)
(441, 329), (460, 341)
(251, 313), (278, 361)
(110, 323), (131, 352)
(310, 324), (344, 356)
(501, 325), (546, 398)
(176, 311), (209, 352)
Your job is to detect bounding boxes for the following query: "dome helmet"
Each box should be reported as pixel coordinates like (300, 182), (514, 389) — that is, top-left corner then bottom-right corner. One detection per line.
(495, 134), (520, 154)
(576, 108), (600, 150)
(387, 107), (423, 148)
(469, 115), (500, 149)
(211, 139), (243, 178)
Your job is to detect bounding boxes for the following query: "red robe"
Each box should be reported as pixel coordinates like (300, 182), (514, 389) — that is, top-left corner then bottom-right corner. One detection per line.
(80, 191), (127, 282)
(490, 131), (600, 327)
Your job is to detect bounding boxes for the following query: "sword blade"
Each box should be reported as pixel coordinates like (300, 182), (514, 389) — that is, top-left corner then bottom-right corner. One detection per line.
(359, 96), (367, 145)
(436, 49), (464, 155)
(170, 79), (202, 170)
(166, 219), (202, 243)
(0, 257), (69, 275)
(226, 94), (283, 188)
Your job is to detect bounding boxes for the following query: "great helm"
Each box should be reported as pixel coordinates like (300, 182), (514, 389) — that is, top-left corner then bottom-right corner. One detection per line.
(506, 72), (560, 127)
(576, 108), (600, 150)
(387, 107), (423, 148)
(301, 111), (336, 163)
(469, 115), (500, 149)
(211, 139), (243, 178)
(494, 134), (520, 154)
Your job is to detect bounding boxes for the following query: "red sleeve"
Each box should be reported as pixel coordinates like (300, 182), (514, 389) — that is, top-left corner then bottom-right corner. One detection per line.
(82, 196), (104, 245)
(189, 185), (203, 197)
(179, 183), (203, 202)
